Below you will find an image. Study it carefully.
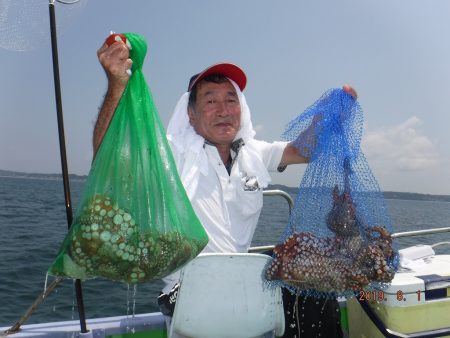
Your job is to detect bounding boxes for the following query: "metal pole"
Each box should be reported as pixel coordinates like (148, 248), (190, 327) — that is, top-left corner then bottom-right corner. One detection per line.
(48, 0), (88, 333)
(262, 189), (294, 214)
(392, 226), (450, 238)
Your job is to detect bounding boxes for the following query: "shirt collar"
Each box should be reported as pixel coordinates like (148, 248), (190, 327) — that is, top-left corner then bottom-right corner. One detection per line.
(204, 138), (245, 156)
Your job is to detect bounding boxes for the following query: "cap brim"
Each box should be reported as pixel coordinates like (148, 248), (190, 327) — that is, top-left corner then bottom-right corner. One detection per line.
(188, 63), (247, 92)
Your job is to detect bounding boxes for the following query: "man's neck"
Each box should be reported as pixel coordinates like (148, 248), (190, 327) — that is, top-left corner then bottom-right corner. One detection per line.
(214, 143), (232, 165)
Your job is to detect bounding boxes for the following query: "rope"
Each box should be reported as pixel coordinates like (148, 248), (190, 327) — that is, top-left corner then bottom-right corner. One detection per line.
(3, 278), (62, 335)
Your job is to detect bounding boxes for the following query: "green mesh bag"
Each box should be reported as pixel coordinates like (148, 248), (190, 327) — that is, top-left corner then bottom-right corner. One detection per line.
(48, 33), (208, 284)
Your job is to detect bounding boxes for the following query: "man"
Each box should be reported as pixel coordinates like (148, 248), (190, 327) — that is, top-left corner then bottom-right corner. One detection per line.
(95, 36), (356, 337)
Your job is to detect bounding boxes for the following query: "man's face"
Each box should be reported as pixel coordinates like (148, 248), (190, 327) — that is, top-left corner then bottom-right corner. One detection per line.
(188, 80), (241, 146)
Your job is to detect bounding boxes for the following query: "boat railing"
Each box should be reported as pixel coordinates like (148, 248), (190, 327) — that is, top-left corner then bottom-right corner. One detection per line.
(260, 189), (294, 213)
(392, 227), (450, 238)
(249, 189), (450, 254)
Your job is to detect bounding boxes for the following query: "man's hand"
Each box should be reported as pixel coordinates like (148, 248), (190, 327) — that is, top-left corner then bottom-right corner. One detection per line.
(93, 34), (133, 157)
(280, 85), (359, 167)
(343, 84), (357, 99)
(97, 34), (133, 92)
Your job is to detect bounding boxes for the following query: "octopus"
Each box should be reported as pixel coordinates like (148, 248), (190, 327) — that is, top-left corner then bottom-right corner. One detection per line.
(265, 179), (395, 294)
(50, 194), (206, 284)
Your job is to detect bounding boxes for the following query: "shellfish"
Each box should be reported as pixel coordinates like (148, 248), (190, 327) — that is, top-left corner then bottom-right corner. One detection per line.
(51, 194), (204, 284)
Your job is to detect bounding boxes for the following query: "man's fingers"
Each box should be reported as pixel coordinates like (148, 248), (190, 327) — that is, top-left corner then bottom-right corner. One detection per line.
(97, 43), (109, 55)
(125, 59), (133, 76)
(343, 84), (358, 99)
(106, 42), (130, 60)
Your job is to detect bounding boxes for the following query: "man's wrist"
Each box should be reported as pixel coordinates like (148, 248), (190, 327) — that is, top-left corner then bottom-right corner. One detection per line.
(106, 81), (126, 98)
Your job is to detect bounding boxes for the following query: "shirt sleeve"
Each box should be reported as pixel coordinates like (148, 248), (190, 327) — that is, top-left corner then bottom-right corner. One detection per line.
(248, 139), (288, 172)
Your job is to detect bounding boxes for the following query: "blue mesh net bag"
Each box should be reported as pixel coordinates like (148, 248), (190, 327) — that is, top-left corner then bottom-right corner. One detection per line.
(265, 88), (399, 298)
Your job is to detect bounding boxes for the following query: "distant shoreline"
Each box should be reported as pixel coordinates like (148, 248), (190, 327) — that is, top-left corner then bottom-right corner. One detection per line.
(2, 169), (450, 202)
(0, 169), (86, 181)
(266, 185), (450, 203)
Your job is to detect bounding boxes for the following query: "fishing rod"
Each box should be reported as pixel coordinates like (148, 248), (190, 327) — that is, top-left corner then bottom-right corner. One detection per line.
(48, 0), (88, 334)
(3, 2), (89, 334)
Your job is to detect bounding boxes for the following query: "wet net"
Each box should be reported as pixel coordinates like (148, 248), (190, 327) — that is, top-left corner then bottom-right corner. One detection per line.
(0, 0), (87, 52)
(265, 89), (398, 298)
(48, 33), (208, 284)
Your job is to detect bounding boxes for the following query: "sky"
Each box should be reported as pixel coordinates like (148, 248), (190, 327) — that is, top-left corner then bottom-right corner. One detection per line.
(1, 0), (450, 195)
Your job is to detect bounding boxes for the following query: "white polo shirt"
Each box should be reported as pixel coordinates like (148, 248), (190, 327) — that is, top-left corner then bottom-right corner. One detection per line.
(162, 138), (286, 292)
(197, 140), (286, 252)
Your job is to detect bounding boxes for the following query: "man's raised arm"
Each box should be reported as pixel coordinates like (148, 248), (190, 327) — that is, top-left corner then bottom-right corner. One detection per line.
(93, 36), (132, 157)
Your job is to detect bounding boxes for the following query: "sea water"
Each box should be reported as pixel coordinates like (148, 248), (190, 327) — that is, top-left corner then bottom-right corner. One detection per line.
(0, 176), (449, 327)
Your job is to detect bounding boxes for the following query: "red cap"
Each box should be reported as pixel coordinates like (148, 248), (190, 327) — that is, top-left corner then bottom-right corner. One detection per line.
(188, 63), (247, 92)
